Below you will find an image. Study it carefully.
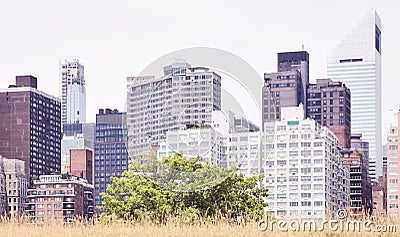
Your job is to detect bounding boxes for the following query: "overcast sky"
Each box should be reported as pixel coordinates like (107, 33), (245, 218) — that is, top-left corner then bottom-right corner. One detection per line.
(0, 0), (398, 141)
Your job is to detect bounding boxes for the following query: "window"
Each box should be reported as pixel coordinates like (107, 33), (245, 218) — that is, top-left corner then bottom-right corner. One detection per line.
(301, 184), (311, 190)
(314, 167), (323, 173)
(290, 202), (298, 207)
(289, 193), (298, 199)
(301, 193), (311, 198)
(314, 201), (323, 206)
(301, 201), (312, 207)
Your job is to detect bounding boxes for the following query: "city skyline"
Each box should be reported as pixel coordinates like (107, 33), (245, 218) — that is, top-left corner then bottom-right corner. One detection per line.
(0, 1), (399, 143)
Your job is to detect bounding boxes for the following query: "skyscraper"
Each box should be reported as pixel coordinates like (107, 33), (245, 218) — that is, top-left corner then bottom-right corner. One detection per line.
(60, 59), (86, 126)
(0, 76), (61, 183)
(127, 61), (221, 159)
(327, 10), (382, 181)
(262, 51), (309, 128)
(94, 109), (128, 208)
(278, 51), (309, 106)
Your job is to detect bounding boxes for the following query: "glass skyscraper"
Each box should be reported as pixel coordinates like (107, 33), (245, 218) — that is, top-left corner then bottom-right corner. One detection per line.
(60, 59), (86, 126)
(327, 10), (382, 181)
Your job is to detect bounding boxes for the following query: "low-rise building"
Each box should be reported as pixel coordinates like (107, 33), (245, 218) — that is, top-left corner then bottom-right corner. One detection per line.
(26, 174), (93, 222)
(3, 157), (27, 217)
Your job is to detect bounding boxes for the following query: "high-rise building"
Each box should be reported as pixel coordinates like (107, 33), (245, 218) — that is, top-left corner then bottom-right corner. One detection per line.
(127, 62), (221, 159)
(262, 71), (302, 123)
(94, 109), (128, 208)
(0, 76), (61, 183)
(307, 79), (351, 148)
(327, 10), (382, 181)
(262, 106), (348, 219)
(278, 51), (309, 106)
(2, 156), (28, 217)
(60, 60), (86, 125)
(386, 112), (400, 219)
(25, 174), (94, 222)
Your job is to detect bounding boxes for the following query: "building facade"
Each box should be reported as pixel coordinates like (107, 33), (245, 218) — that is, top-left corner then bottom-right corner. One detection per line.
(327, 10), (382, 181)
(386, 113), (400, 219)
(94, 109), (128, 208)
(157, 125), (226, 168)
(2, 157), (28, 217)
(278, 51), (309, 109)
(340, 150), (372, 216)
(127, 62), (221, 159)
(0, 157), (6, 215)
(60, 60), (86, 125)
(262, 70), (302, 123)
(70, 149), (93, 184)
(26, 174), (93, 222)
(262, 106), (348, 219)
(0, 76), (61, 183)
(372, 175), (387, 217)
(307, 79), (351, 148)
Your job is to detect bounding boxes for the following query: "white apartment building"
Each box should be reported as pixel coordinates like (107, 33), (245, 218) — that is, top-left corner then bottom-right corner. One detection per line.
(157, 125), (226, 167)
(60, 59), (86, 125)
(327, 10), (382, 181)
(127, 62), (221, 160)
(262, 106), (348, 220)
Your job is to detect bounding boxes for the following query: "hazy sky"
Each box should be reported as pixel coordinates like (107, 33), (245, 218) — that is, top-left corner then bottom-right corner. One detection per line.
(0, 0), (399, 141)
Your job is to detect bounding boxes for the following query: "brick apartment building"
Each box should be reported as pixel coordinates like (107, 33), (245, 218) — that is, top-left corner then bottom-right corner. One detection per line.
(26, 174), (93, 222)
(0, 76), (61, 183)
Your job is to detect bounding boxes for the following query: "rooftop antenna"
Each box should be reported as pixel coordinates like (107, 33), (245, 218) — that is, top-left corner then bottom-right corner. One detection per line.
(302, 44), (304, 51)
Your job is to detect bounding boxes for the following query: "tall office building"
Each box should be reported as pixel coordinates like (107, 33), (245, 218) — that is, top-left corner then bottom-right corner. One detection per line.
(94, 109), (128, 208)
(0, 76), (61, 183)
(60, 59), (86, 125)
(278, 51), (309, 106)
(307, 79), (351, 148)
(327, 10), (382, 181)
(127, 62), (221, 159)
(262, 51), (309, 128)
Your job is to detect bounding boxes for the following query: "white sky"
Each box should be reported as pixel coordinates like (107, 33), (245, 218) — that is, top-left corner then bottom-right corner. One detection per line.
(0, 0), (399, 142)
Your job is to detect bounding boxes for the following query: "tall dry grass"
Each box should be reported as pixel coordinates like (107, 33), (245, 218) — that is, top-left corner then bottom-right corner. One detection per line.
(0, 217), (398, 237)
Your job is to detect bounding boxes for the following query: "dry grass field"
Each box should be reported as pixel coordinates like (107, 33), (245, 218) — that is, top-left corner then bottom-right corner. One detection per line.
(0, 220), (398, 237)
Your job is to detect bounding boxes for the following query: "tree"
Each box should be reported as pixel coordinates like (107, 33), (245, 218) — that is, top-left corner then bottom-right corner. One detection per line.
(100, 152), (268, 224)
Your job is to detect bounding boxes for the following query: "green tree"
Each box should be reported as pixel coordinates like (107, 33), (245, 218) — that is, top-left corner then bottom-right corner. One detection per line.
(100, 152), (268, 224)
